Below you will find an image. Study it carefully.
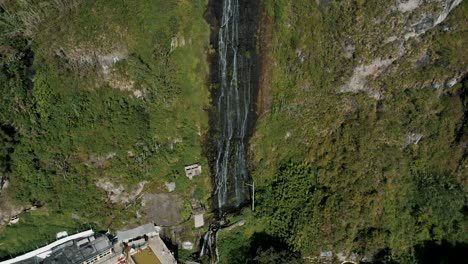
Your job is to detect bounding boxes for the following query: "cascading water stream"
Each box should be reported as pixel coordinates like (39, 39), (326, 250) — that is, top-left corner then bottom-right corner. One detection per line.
(214, 0), (251, 211)
(201, 0), (258, 259)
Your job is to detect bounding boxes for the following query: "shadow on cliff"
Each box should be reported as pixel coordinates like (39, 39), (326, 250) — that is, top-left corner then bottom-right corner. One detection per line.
(413, 240), (468, 264)
(372, 239), (468, 264)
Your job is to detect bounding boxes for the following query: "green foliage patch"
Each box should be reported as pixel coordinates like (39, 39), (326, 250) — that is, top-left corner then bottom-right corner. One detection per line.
(0, 0), (211, 257)
(251, 0), (468, 260)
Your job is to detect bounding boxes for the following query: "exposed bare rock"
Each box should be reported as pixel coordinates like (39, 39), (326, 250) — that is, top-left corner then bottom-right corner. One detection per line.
(71, 213), (80, 220)
(133, 89), (143, 98)
(397, 0), (422, 13)
(95, 179), (147, 204)
(96, 51), (138, 92)
(404, 0), (463, 39)
(434, 0), (463, 25)
(98, 51), (127, 71)
(340, 0), (463, 98)
(404, 133), (423, 147)
(295, 49), (307, 63)
(343, 42), (355, 59)
(105, 71), (135, 92)
(430, 72), (467, 90)
(0, 178), (8, 193)
(165, 182), (176, 192)
(170, 35), (186, 51)
(54, 47), (139, 94)
(0, 179), (22, 225)
(0, 195), (23, 226)
(339, 58), (394, 99)
(169, 137), (183, 150)
(446, 73), (466, 87)
(384, 35), (398, 44)
(86, 152), (116, 168)
(55, 47), (127, 68)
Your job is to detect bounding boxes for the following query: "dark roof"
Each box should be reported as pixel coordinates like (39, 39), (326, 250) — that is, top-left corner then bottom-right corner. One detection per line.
(16, 257), (40, 264)
(191, 205), (205, 215)
(42, 235), (111, 264)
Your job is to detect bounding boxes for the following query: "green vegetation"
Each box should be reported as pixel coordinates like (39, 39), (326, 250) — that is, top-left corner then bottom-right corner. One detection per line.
(218, 0), (468, 262)
(217, 210), (303, 264)
(0, 210), (90, 257)
(1, 0), (467, 262)
(0, 0), (210, 258)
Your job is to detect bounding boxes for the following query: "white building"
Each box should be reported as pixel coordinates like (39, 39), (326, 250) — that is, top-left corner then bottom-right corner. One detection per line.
(184, 164), (202, 180)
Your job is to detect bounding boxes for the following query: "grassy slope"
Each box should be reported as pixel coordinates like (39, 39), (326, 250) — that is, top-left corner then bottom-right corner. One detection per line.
(220, 0), (467, 261)
(0, 0), (210, 258)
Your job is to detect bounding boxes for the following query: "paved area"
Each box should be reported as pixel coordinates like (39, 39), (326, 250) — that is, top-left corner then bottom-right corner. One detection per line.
(143, 193), (182, 226)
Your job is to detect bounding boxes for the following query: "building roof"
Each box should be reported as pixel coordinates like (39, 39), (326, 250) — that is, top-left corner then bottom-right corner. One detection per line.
(116, 223), (157, 242)
(184, 164), (202, 178)
(9, 234), (112, 264)
(1, 230), (95, 264)
(15, 258), (40, 264)
(184, 163), (201, 170)
(42, 235), (111, 264)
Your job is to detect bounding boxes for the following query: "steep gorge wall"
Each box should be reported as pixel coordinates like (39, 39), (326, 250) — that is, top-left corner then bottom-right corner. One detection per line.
(205, 0), (259, 212)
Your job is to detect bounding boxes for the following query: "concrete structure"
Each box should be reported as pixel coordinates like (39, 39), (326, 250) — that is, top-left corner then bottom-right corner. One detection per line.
(147, 235), (177, 264)
(164, 182), (176, 192)
(116, 223), (158, 243)
(192, 206), (205, 228)
(182, 241), (193, 250)
(184, 164), (202, 180)
(116, 224), (176, 264)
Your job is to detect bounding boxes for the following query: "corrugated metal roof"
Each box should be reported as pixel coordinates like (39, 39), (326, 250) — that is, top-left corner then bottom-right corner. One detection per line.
(116, 223), (157, 242)
(1, 230), (95, 264)
(42, 236), (111, 264)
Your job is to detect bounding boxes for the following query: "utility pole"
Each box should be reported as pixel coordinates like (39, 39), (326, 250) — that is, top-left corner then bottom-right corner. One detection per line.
(244, 180), (255, 212)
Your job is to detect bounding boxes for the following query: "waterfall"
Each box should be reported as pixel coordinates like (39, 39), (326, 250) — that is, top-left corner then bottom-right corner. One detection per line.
(214, 0), (253, 210)
(201, 0), (258, 260)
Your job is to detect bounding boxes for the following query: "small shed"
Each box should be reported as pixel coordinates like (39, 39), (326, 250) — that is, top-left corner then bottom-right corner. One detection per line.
(184, 164), (202, 180)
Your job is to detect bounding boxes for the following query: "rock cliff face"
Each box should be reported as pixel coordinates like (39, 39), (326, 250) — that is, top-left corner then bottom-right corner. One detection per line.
(0, 193), (22, 226)
(249, 0), (467, 261)
(340, 0), (465, 98)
